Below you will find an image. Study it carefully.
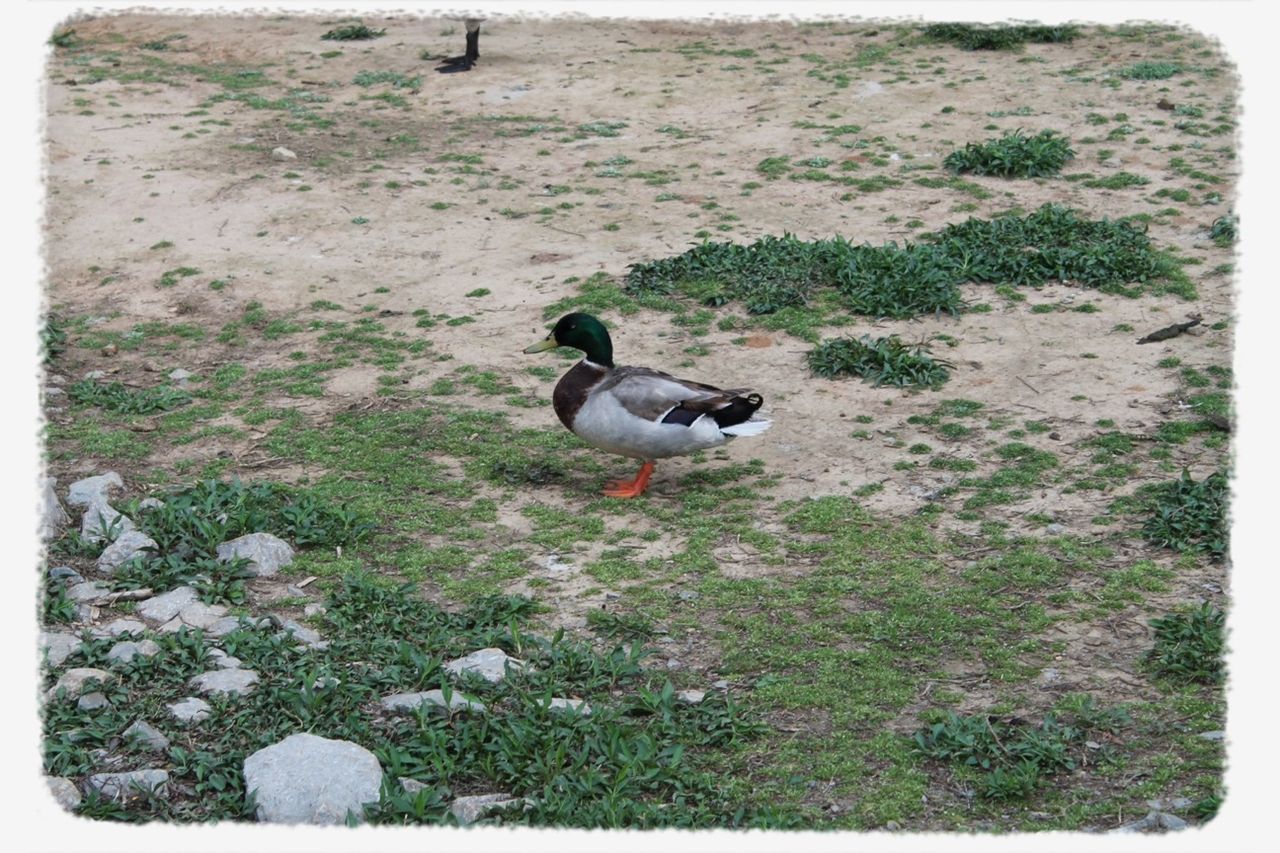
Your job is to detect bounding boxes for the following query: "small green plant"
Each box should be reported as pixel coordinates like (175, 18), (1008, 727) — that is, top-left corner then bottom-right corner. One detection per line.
(1145, 603), (1225, 684)
(322, 24), (385, 41)
(944, 129), (1075, 178)
(1118, 61), (1180, 80)
(922, 22), (1079, 50)
(807, 335), (952, 388)
(914, 698), (1128, 799)
(41, 313), (68, 364)
(50, 29), (78, 48)
(68, 379), (192, 415)
(1142, 469), (1229, 559)
(1209, 213), (1237, 248)
(1082, 172), (1150, 189)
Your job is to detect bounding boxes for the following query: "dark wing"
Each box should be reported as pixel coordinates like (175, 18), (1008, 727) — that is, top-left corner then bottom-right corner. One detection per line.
(599, 366), (760, 428)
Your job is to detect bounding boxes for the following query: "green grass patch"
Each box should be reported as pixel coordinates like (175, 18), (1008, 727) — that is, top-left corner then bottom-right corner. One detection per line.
(807, 335), (952, 388)
(944, 130), (1074, 178)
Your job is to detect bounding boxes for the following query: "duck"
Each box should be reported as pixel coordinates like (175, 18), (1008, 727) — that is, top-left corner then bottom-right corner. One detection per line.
(523, 313), (771, 497)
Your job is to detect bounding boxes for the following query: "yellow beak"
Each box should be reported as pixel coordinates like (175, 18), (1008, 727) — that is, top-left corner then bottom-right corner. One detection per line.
(523, 337), (559, 354)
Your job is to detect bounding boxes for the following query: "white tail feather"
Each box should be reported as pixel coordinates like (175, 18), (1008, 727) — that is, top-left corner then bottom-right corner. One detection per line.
(721, 418), (771, 437)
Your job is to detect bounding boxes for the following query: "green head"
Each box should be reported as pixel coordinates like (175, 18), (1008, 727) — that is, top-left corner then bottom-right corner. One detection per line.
(523, 313), (614, 367)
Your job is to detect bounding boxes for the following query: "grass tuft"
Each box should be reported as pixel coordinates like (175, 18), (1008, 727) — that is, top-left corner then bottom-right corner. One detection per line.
(944, 129), (1074, 178)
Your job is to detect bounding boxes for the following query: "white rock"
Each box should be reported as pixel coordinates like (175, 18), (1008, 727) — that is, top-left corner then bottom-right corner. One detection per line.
(167, 696), (211, 723)
(380, 690), (486, 716)
(85, 769), (169, 803)
(77, 691), (110, 711)
(168, 368), (194, 386)
(66, 580), (111, 603)
(271, 146), (297, 161)
(97, 529), (158, 574)
(106, 639), (161, 665)
(279, 619), (323, 647)
(40, 632), (83, 668)
(136, 586), (200, 624)
(676, 689), (706, 705)
(45, 776), (81, 811)
(190, 669), (259, 696)
(243, 733), (382, 824)
(548, 697), (591, 715)
(208, 648), (243, 669)
(46, 667), (115, 700)
(444, 648), (527, 684)
(40, 477), (70, 541)
(123, 719), (170, 751)
(450, 792), (523, 825)
(138, 497), (165, 510)
(80, 499), (136, 543)
(217, 533), (294, 577)
(399, 777), (429, 795)
(178, 601), (229, 629)
(97, 618), (147, 637)
(67, 472), (123, 507)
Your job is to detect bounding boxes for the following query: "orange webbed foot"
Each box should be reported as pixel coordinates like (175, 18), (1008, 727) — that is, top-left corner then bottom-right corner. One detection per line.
(601, 461), (655, 498)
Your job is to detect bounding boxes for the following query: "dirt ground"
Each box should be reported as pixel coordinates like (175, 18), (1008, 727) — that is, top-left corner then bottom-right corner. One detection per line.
(39, 10), (1237, 830)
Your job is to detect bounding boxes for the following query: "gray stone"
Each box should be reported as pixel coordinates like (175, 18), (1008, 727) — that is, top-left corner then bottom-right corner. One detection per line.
(666, 658), (681, 670)
(46, 776), (81, 811)
(1198, 730), (1226, 741)
(97, 618), (147, 637)
(77, 691), (110, 711)
(106, 639), (161, 665)
(543, 554), (572, 572)
(444, 648), (527, 684)
(1038, 667), (1061, 685)
(85, 769), (169, 803)
(168, 368), (194, 386)
(97, 529), (158, 574)
(178, 601), (229, 629)
(167, 696), (211, 723)
(243, 733), (382, 824)
(80, 499), (136, 543)
(156, 616), (186, 634)
(399, 778), (429, 795)
(270, 146), (297, 161)
(48, 565), (83, 584)
(208, 648), (243, 669)
(123, 719), (170, 752)
(67, 472), (123, 507)
(190, 669), (259, 696)
(46, 667), (114, 700)
(136, 586), (200, 624)
(66, 580), (111, 603)
(1157, 812), (1189, 831)
(1044, 523), (1067, 535)
(676, 689), (706, 705)
(82, 369), (106, 380)
(548, 697), (591, 715)
(381, 689), (487, 716)
(217, 532), (294, 577)
(303, 603), (326, 618)
(40, 631), (83, 668)
(40, 477), (70, 541)
(138, 497), (165, 510)
(207, 616), (246, 637)
(450, 792), (523, 826)
(711, 680), (729, 690)
(279, 619), (323, 647)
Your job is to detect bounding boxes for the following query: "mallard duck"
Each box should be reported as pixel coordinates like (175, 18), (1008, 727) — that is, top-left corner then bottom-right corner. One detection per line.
(524, 313), (771, 497)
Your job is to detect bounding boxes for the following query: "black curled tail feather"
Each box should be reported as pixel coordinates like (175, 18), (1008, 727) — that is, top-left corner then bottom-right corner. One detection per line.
(712, 393), (763, 429)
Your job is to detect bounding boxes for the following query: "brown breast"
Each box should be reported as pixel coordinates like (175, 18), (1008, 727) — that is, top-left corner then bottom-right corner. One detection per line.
(552, 360), (608, 430)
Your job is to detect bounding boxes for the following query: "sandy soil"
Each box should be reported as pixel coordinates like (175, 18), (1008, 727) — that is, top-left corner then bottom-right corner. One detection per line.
(43, 12), (1236, 725)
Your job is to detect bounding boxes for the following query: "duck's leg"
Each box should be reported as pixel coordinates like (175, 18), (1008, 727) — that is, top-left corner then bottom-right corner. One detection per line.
(603, 461), (655, 498)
